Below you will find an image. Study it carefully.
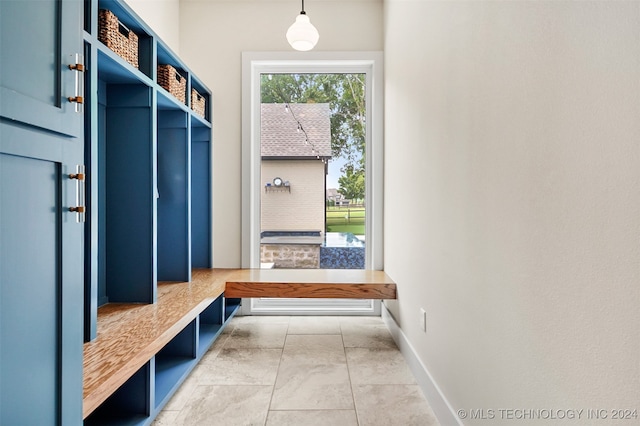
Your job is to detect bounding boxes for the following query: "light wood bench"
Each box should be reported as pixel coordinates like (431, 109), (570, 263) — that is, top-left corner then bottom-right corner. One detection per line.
(225, 269), (397, 299)
(83, 268), (396, 420)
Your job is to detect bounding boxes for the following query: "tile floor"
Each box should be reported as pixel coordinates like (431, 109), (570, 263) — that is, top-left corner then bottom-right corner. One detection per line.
(153, 316), (440, 426)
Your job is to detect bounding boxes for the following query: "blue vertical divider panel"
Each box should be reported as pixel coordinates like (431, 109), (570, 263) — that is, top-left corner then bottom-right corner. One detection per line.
(97, 79), (109, 307)
(85, 40), (100, 340)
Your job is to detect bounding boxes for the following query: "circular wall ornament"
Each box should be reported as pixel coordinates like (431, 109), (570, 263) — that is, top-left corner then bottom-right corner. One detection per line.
(273, 177), (283, 187)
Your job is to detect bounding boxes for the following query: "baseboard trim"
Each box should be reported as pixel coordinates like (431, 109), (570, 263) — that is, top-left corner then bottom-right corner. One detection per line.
(381, 303), (463, 426)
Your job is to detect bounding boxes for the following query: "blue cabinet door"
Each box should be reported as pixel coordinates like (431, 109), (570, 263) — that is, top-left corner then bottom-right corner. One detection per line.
(0, 0), (84, 425)
(0, 0), (83, 138)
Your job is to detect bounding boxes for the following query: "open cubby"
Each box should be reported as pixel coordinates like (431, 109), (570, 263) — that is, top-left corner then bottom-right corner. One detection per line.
(99, 82), (155, 304)
(154, 320), (197, 410)
(189, 75), (211, 124)
(191, 126), (212, 268)
(85, 362), (152, 426)
(157, 110), (190, 283)
(97, 0), (153, 79)
(198, 295), (224, 357)
(224, 297), (242, 321)
(156, 41), (189, 106)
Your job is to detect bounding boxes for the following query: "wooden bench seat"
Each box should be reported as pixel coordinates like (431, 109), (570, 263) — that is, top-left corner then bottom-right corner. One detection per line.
(225, 269), (397, 299)
(82, 269), (233, 419)
(83, 268), (396, 419)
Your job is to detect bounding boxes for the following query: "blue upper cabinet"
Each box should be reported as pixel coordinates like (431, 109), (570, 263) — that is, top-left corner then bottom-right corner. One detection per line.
(1, 0), (84, 425)
(0, 0), (83, 138)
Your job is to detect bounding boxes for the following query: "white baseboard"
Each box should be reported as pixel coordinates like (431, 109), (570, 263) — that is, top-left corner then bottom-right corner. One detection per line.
(381, 303), (463, 426)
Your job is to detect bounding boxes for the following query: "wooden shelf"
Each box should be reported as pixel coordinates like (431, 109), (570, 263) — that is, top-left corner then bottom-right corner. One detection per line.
(265, 185), (291, 193)
(225, 269), (397, 299)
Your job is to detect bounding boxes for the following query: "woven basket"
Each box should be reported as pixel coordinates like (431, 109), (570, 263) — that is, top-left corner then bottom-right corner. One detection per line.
(158, 64), (186, 104)
(191, 88), (206, 118)
(98, 9), (139, 69)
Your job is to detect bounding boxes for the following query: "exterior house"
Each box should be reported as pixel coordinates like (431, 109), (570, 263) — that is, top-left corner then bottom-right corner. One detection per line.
(260, 103), (332, 268)
(326, 187), (347, 206)
(260, 103), (332, 234)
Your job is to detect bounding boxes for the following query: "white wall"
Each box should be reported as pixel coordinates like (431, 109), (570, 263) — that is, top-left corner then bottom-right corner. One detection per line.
(179, 0), (383, 267)
(384, 1), (640, 424)
(124, 0), (181, 53)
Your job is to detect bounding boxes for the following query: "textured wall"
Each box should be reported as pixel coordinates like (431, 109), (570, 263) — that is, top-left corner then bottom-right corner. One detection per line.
(384, 0), (640, 423)
(261, 160), (326, 233)
(124, 0), (180, 54)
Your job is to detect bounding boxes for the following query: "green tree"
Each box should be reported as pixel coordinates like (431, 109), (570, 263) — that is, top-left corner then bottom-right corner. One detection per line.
(337, 165), (365, 202)
(261, 73), (366, 169)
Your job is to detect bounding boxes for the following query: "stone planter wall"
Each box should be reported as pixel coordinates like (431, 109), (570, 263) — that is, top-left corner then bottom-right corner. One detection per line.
(260, 244), (320, 269)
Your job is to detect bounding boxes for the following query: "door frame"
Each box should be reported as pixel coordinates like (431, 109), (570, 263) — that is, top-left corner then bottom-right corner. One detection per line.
(240, 51), (384, 315)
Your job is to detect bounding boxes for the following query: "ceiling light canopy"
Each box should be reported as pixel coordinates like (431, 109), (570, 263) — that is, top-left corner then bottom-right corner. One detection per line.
(286, 0), (319, 51)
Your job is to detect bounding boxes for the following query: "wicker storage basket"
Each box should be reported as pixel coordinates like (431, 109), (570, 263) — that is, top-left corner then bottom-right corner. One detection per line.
(98, 9), (139, 69)
(191, 88), (206, 118)
(158, 64), (186, 104)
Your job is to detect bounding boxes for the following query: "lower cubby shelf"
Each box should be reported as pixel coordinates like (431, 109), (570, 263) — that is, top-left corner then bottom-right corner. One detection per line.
(198, 294), (224, 357)
(85, 362), (152, 426)
(86, 413), (150, 426)
(153, 356), (197, 410)
(197, 323), (223, 357)
(153, 318), (197, 411)
(225, 297), (242, 320)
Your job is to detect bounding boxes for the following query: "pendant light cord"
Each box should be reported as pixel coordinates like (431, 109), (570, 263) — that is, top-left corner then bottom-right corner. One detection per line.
(301, 0), (306, 15)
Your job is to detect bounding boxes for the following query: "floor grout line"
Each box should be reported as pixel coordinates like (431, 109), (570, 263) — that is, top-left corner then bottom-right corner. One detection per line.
(343, 330), (362, 426)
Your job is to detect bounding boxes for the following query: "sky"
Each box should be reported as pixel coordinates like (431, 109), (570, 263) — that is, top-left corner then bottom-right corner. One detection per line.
(326, 156), (346, 190)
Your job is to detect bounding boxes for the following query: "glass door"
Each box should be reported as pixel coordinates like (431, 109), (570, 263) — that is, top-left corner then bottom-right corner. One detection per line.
(242, 53), (384, 315)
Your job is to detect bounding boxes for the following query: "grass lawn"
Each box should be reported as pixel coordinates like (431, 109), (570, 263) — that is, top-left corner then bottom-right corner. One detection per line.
(326, 223), (365, 234)
(326, 208), (365, 235)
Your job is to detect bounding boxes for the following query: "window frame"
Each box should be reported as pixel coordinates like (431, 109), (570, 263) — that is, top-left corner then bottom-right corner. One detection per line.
(241, 51), (384, 315)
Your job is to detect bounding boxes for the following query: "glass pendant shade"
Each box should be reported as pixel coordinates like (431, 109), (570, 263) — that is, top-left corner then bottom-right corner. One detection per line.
(286, 13), (319, 51)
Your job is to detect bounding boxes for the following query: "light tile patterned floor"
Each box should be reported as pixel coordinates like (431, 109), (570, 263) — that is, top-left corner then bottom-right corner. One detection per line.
(153, 316), (439, 426)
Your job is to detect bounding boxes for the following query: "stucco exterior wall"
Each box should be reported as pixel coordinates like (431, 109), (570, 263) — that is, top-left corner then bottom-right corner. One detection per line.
(261, 160), (326, 233)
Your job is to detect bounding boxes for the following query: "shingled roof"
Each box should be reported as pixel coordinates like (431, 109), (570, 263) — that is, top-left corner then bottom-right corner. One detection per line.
(261, 103), (332, 159)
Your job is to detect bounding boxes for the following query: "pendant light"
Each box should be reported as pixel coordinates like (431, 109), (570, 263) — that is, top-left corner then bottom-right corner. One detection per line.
(286, 0), (319, 51)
